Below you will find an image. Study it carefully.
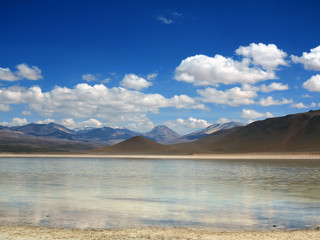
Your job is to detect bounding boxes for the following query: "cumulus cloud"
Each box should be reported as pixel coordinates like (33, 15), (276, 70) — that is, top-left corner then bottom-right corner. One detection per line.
(120, 74), (152, 90)
(174, 43), (288, 86)
(0, 104), (10, 112)
(0, 83), (205, 125)
(175, 54), (275, 86)
(260, 82), (289, 92)
(302, 74), (320, 92)
(15, 64), (43, 80)
(0, 68), (20, 81)
(197, 86), (257, 106)
(236, 43), (288, 71)
(78, 118), (102, 128)
(165, 117), (210, 129)
(290, 102), (318, 109)
(0, 64), (43, 81)
(291, 45), (320, 70)
(82, 74), (97, 82)
(290, 102), (308, 109)
(35, 118), (55, 124)
(258, 96), (293, 106)
(34, 118), (103, 130)
(0, 117), (28, 126)
(241, 109), (273, 119)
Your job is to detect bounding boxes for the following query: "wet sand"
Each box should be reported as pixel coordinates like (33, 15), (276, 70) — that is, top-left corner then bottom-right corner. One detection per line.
(1, 226), (320, 240)
(0, 153), (320, 159)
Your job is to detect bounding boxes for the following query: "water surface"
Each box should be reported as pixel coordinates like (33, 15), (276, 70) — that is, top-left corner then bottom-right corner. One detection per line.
(0, 157), (319, 230)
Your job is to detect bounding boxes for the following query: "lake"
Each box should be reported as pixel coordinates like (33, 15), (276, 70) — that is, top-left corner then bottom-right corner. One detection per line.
(0, 157), (319, 230)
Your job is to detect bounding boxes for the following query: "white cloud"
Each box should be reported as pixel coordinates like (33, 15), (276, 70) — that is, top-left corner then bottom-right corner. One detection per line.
(290, 102), (318, 109)
(291, 102), (308, 109)
(0, 104), (10, 112)
(0, 83), (205, 126)
(0, 68), (20, 81)
(165, 117), (210, 129)
(78, 118), (102, 128)
(291, 45), (320, 70)
(60, 118), (77, 129)
(126, 120), (154, 132)
(197, 86), (257, 106)
(302, 94), (311, 98)
(236, 43), (288, 71)
(258, 96), (293, 106)
(101, 78), (111, 83)
(15, 64), (43, 80)
(157, 16), (173, 24)
(241, 109), (273, 119)
(35, 118), (55, 124)
(82, 74), (97, 82)
(174, 43), (287, 87)
(120, 73), (152, 90)
(22, 110), (32, 116)
(12, 118), (28, 126)
(0, 64), (43, 81)
(216, 118), (231, 124)
(302, 74), (320, 92)
(175, 54), (275, 86)
(260, 82), (289, 92)
(147, 73), (158, 80)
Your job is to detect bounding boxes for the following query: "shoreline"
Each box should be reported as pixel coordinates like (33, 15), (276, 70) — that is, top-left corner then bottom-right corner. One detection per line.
(1, 226), (320, 240)
(0, 153), (320, 159)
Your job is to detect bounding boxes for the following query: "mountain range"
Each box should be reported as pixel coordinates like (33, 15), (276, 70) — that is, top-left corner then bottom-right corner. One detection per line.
(0, 121), (241, 147)
(1, 110), (319, 154)
(94, 110), (320, 154)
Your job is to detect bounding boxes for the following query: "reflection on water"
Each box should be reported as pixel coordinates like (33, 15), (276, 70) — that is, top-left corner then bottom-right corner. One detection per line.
(0, 157), (319, 230)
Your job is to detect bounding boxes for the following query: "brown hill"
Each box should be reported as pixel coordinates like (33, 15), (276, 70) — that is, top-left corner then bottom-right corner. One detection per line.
(92, 136), (176, 154)
(175, 110), (320, 153)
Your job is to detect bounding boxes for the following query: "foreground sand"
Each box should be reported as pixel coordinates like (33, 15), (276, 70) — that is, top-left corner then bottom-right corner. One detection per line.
(1, 153), (320, 159)
(0, 226), (320, 240)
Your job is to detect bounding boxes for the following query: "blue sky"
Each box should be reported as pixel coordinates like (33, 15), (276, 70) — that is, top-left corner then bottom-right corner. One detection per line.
(0, 0), (320, 134)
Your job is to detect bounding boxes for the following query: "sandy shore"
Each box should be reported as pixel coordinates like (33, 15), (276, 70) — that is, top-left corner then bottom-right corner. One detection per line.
(0, 153), (320, 160)
(0, 226), (319, 240)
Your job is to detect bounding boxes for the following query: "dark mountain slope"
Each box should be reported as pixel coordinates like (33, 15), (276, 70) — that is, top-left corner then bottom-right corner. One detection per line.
(92, 136), (176, 154)
(176, 110), (320, 153)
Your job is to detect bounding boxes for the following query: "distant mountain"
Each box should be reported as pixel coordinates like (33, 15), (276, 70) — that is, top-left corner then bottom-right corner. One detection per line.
(92, 136), (176, 154)
(143, 125), (180, 143)
(174, 110), (320, 153)
(75, 127), (140, 144)
(10, 123), (75, 139)
(0, 129), (102, 153)
(166, 122), (243, 144)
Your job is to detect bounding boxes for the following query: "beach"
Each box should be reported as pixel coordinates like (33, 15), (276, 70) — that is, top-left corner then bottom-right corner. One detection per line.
(1, 226), (320, 240)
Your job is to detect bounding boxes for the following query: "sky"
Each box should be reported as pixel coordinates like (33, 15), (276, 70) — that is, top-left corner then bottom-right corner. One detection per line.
(0, 0), (320, 134)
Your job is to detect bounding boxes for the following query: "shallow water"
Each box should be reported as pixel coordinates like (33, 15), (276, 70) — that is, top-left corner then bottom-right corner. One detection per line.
(0, 157), (319, 230)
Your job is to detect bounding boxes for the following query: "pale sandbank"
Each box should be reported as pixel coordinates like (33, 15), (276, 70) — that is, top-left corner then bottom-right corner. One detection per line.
(1, 226), (320, 240)
(0, 153), (320, 159)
